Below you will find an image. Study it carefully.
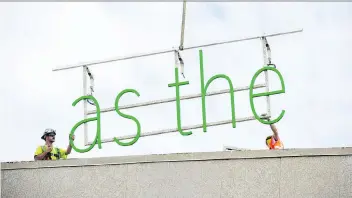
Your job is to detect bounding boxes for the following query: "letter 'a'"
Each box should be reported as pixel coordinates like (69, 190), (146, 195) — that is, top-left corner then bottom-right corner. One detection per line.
(69, 95), (102, 153)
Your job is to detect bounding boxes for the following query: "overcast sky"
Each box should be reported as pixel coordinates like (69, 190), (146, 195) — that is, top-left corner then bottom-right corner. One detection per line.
(1, 2), (351, 162)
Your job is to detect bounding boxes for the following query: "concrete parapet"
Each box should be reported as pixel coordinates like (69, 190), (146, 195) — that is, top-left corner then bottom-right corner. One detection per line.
(2, 147), (352, 198)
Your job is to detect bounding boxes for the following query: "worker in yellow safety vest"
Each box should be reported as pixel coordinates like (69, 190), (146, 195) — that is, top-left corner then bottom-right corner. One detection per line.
(265, 121), (284, 150)
(34, 128), (75, 160)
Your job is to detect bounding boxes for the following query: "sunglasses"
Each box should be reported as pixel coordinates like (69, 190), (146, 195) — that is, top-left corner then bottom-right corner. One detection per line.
(47, 133), (56, 137)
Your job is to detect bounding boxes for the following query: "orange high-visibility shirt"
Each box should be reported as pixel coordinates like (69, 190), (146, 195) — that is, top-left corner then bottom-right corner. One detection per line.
(267, 137), (284, 149)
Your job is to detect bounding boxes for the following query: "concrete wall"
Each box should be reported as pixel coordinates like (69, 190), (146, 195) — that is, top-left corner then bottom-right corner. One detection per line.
(1, 147), (352, 198)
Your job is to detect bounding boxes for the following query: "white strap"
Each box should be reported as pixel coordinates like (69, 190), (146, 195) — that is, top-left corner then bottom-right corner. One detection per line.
(261, 37), (272, 65)
(174, 50), (185, 78)
(85, 66), (94, 94)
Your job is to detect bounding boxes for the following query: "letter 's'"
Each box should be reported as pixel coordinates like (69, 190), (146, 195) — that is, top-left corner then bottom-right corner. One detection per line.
(114, 89), (141, 146)
(70, 95), (102, 153)
(199, 49), (236, 132)
(249, 66), (286, 124)
(168, 67), (192, 136)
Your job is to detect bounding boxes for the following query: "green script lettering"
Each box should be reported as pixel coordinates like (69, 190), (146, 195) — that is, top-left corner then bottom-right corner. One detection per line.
(114, 89), (141, 146)
(199, 49), (236, 132)
(69, 95), (102, 153)
(68, 50), (289, 153)
(249, 66), (286, 124)
(168, 67), (192, 136)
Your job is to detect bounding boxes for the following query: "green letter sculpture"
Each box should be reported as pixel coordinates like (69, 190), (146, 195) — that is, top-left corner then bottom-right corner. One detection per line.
(199, 49), (236, 132)
(249, 66), (286, 124)
(114, 89), (141, 146)
(70, 95), (102, 153)
(168, 67), (192, 136)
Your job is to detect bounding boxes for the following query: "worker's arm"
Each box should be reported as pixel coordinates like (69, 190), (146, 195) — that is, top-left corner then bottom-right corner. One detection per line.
(263, 115), (279, 141)
(65, 134), (75, 155)
(270, 124), (279, 140)
(34, 146), (52, 160)
(66, 145), (72, 155)
(34, 152), (49, 160)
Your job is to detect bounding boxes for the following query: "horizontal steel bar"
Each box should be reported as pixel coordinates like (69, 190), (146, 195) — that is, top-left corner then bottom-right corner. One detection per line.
(183, 29), (303, 51)
(87, 83), (266, 115)
(86, 114), (269, 145)
(53, 49), (175, 72)
(52, 29), (303, 72)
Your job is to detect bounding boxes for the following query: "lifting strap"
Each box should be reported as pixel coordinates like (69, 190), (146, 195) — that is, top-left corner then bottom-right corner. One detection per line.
(84, 66), (96, 106)
(175, 50), (185, 78)
(86, 66), (94, 95)
(261, 37), (276, 68)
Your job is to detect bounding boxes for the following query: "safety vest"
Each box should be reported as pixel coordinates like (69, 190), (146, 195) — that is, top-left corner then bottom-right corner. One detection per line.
(41, 146), (61, 160)
(268, 137), (284, 150)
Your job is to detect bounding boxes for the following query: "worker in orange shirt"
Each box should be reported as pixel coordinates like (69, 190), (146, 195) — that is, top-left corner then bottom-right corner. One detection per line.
(265, 121), (284, 150)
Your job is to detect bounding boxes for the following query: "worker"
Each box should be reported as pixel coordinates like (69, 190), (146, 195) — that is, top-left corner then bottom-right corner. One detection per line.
(34, 128), (75, 160)
(265, 122), (284, 150)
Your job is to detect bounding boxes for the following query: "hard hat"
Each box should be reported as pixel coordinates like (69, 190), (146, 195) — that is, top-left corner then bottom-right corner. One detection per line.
(41, 128), (56, 140)
(265, 135), (272, 146)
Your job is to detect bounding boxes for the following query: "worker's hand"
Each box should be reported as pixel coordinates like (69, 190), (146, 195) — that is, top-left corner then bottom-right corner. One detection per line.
(261, 113), (270, 121)
(69, 134), (75, 141)
(46, 145), (53, 153)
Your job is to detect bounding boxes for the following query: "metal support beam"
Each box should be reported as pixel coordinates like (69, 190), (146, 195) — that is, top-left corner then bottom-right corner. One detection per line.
(261, 38), (271, 117)
(52, 29), (303, 72)
(82, 66), (88, 145)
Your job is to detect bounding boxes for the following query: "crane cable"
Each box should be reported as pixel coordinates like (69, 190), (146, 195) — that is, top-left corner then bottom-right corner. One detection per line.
(179, 0), (187, 51)
(176, 0), (187, 78)
(88, 1), (187, 106)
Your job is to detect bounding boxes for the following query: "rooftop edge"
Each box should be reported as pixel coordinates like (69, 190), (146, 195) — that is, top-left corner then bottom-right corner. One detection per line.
(2, 147), (352, 170)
